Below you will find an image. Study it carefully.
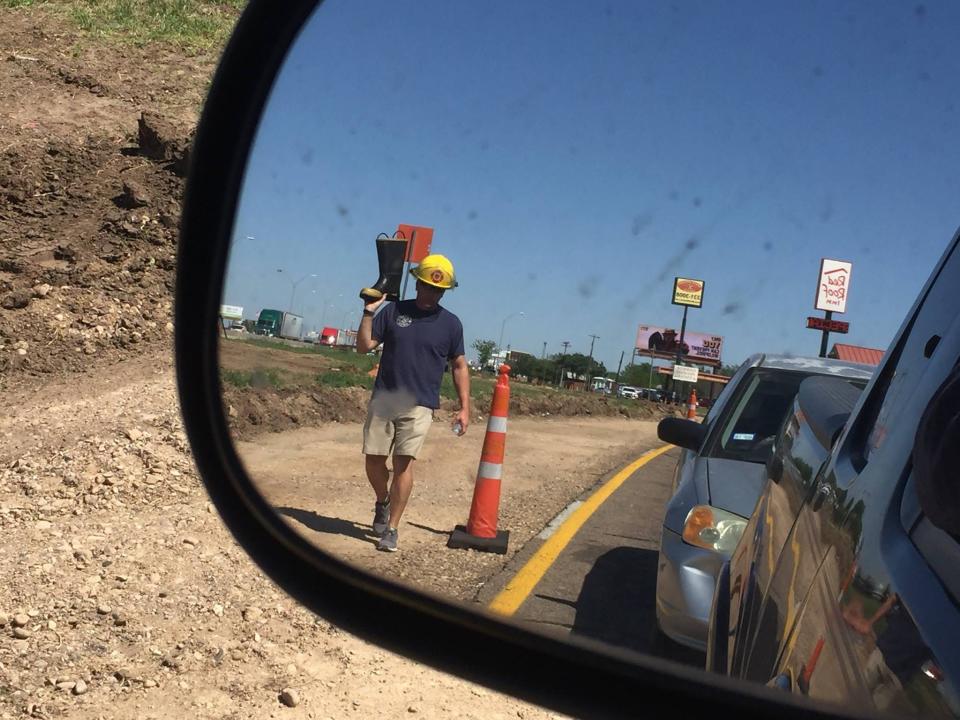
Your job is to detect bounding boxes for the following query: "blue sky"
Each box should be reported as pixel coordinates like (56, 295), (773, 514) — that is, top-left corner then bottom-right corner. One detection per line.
(223, 0), (960, 372)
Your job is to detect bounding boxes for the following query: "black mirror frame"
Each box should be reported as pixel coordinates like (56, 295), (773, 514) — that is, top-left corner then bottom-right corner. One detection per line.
(174, 2), (867, 718)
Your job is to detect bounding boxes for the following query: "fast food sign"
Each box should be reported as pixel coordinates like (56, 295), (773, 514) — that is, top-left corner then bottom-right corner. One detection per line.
(672, 277), (705, 308)
(815, 259), (852, 314)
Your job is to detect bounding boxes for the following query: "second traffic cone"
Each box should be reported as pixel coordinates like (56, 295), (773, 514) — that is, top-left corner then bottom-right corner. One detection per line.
(448, 364), (511, 554)
(687, 389), (698, 419)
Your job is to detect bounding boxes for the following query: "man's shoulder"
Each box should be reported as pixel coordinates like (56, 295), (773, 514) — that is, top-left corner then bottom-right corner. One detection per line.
(438, 306), (462, 326)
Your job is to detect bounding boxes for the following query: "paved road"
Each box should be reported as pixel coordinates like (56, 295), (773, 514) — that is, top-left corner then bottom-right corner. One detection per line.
(480, 445), (705, 666)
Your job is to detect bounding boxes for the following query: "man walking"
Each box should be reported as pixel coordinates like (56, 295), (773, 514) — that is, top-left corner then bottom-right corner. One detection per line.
(356, 254), (470, 552)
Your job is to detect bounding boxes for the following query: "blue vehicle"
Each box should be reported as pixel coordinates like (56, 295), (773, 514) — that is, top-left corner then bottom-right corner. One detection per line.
(708, 230), (960, 718)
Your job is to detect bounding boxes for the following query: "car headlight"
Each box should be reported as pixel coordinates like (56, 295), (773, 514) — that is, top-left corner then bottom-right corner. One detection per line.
(681, 505), (748, 554)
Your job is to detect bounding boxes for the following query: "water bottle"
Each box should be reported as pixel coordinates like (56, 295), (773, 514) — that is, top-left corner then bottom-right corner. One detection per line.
(452, 421), (463, 435)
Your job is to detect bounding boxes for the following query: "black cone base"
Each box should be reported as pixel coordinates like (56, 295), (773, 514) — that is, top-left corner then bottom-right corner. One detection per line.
(447, 525), (509, 554)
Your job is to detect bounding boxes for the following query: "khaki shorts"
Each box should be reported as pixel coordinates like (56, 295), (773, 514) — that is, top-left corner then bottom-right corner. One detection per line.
(362, 396), (434, 458)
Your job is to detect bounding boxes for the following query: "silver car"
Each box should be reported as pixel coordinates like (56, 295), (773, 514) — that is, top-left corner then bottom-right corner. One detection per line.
(653, 354), (874, 652)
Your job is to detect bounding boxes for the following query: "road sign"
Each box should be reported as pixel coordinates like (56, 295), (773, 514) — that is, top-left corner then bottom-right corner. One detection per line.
(807, 316), (849, 333)
(672, 364), (700, 383)
(815, 259), (852, 313)
(396, 224), (433, 263)
(219, 304), (243, 320)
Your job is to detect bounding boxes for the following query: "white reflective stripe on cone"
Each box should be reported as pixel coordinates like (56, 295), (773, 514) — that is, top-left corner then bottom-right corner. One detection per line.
(486, 416), (508, 433)
(477, 462), (503, 480)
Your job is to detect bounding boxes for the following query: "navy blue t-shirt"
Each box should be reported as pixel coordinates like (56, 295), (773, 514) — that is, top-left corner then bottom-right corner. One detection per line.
(371, 300), (465, 409)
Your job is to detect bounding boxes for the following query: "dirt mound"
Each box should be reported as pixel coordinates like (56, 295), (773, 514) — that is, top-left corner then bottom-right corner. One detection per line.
(223, 385), (372, 440)
(0, 8), (216, 390)
(0, 123), (184, 382)
(223, 381), (685, 442)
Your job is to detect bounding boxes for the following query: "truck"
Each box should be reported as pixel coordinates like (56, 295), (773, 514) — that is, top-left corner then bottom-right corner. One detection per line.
(255, 309), (304, 340)
(318, 326), (357, 348)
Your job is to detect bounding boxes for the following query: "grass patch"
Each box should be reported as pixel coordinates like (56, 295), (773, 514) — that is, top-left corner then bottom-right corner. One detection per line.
(316, 370), (373, 391)
(243, 337), (324, 355)
(221, 367), (284, 389)
(6, 0), (247, 49)
(241, 338), (380, 371)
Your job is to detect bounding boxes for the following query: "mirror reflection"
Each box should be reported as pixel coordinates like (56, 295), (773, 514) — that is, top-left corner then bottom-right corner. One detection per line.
(219, 1), (960, 715)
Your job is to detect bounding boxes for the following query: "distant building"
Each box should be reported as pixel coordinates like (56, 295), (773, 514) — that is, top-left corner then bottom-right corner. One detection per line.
(828, 343), (885, 366)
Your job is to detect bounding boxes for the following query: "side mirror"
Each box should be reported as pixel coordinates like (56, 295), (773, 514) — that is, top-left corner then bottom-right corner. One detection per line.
(174, 1), (891, 718)
(657, 417), (707, 452)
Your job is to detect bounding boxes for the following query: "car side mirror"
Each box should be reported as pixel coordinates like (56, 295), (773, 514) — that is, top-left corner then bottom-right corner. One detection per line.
(657, 417), (707, 451)
(173, 1), (884, 718)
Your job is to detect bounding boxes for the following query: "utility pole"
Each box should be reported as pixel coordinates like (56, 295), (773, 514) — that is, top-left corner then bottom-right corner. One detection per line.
(587, 334), (600, 392)
(614, 350), (625, 393)
(557, 340), (571, 389)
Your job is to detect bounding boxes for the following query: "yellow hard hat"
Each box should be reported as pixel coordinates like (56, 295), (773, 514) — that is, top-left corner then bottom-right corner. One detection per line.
(410, 253), (457, 289)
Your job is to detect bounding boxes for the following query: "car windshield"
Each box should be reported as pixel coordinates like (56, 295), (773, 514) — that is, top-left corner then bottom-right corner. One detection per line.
(708, 368), (834, 463)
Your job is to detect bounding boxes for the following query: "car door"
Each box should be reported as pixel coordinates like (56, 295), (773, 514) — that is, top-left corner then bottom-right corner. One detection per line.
(727, 383), (848, 679)
(748, 232), (960, 715)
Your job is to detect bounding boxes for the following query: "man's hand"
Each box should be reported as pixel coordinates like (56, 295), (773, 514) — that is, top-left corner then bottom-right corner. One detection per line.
(363, 295), (387, 315)
(453, 407), (469, 436)
(356, 296), (386, 353)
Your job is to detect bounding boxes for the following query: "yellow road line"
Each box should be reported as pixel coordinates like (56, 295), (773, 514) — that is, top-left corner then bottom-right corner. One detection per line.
(488, 444), (674, 616)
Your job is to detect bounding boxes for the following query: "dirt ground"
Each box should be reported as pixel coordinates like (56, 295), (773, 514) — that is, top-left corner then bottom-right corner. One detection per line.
(238, 416), (661, 601)
(0, 6), (678, 719)
(2, 349), (614, 720)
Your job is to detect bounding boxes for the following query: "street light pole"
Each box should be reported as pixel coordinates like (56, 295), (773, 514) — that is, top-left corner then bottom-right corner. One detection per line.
(277, 269), (317, 314)
(498, 312), (525, 357)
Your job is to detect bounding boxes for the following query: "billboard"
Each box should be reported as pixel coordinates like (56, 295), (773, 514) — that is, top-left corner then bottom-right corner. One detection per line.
(672, 277), (705, 308)
(815, 258), (852, 313)
(635, 325), (723, 366)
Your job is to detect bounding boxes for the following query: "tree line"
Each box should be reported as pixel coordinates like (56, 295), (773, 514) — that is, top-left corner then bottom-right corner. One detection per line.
(471, 339), (739, 392)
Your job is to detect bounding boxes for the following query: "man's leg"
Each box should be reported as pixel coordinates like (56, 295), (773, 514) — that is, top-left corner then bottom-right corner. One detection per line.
(387, 455), (414, 529)
(364, 454), (390, 502)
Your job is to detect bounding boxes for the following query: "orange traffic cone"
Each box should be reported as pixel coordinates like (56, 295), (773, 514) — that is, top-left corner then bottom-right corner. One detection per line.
(687, 389), (698, 419)
(448, 364), (511, 554)
(799, 636), (825, 694)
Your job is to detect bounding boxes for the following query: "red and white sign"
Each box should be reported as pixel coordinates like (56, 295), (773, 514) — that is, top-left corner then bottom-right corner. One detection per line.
(815, 258), (853, 314)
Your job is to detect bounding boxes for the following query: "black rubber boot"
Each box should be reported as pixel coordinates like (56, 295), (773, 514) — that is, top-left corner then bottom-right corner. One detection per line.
(360, 237), (407, 301)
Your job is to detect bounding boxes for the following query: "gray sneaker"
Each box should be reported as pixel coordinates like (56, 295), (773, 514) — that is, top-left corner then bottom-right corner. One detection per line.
(373, 501), (390, 535)
(377, 527), (398, 552)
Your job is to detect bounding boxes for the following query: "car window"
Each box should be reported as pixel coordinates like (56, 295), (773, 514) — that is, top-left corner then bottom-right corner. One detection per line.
(701, 359), (752, 429)
(709, 369), (812, 463)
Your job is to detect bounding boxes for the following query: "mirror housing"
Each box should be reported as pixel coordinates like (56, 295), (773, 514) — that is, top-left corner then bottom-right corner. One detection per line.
(658, 417), (707, 452)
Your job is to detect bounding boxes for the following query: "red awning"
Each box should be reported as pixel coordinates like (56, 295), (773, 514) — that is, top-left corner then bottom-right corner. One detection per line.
(829, 343), (885, 366)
